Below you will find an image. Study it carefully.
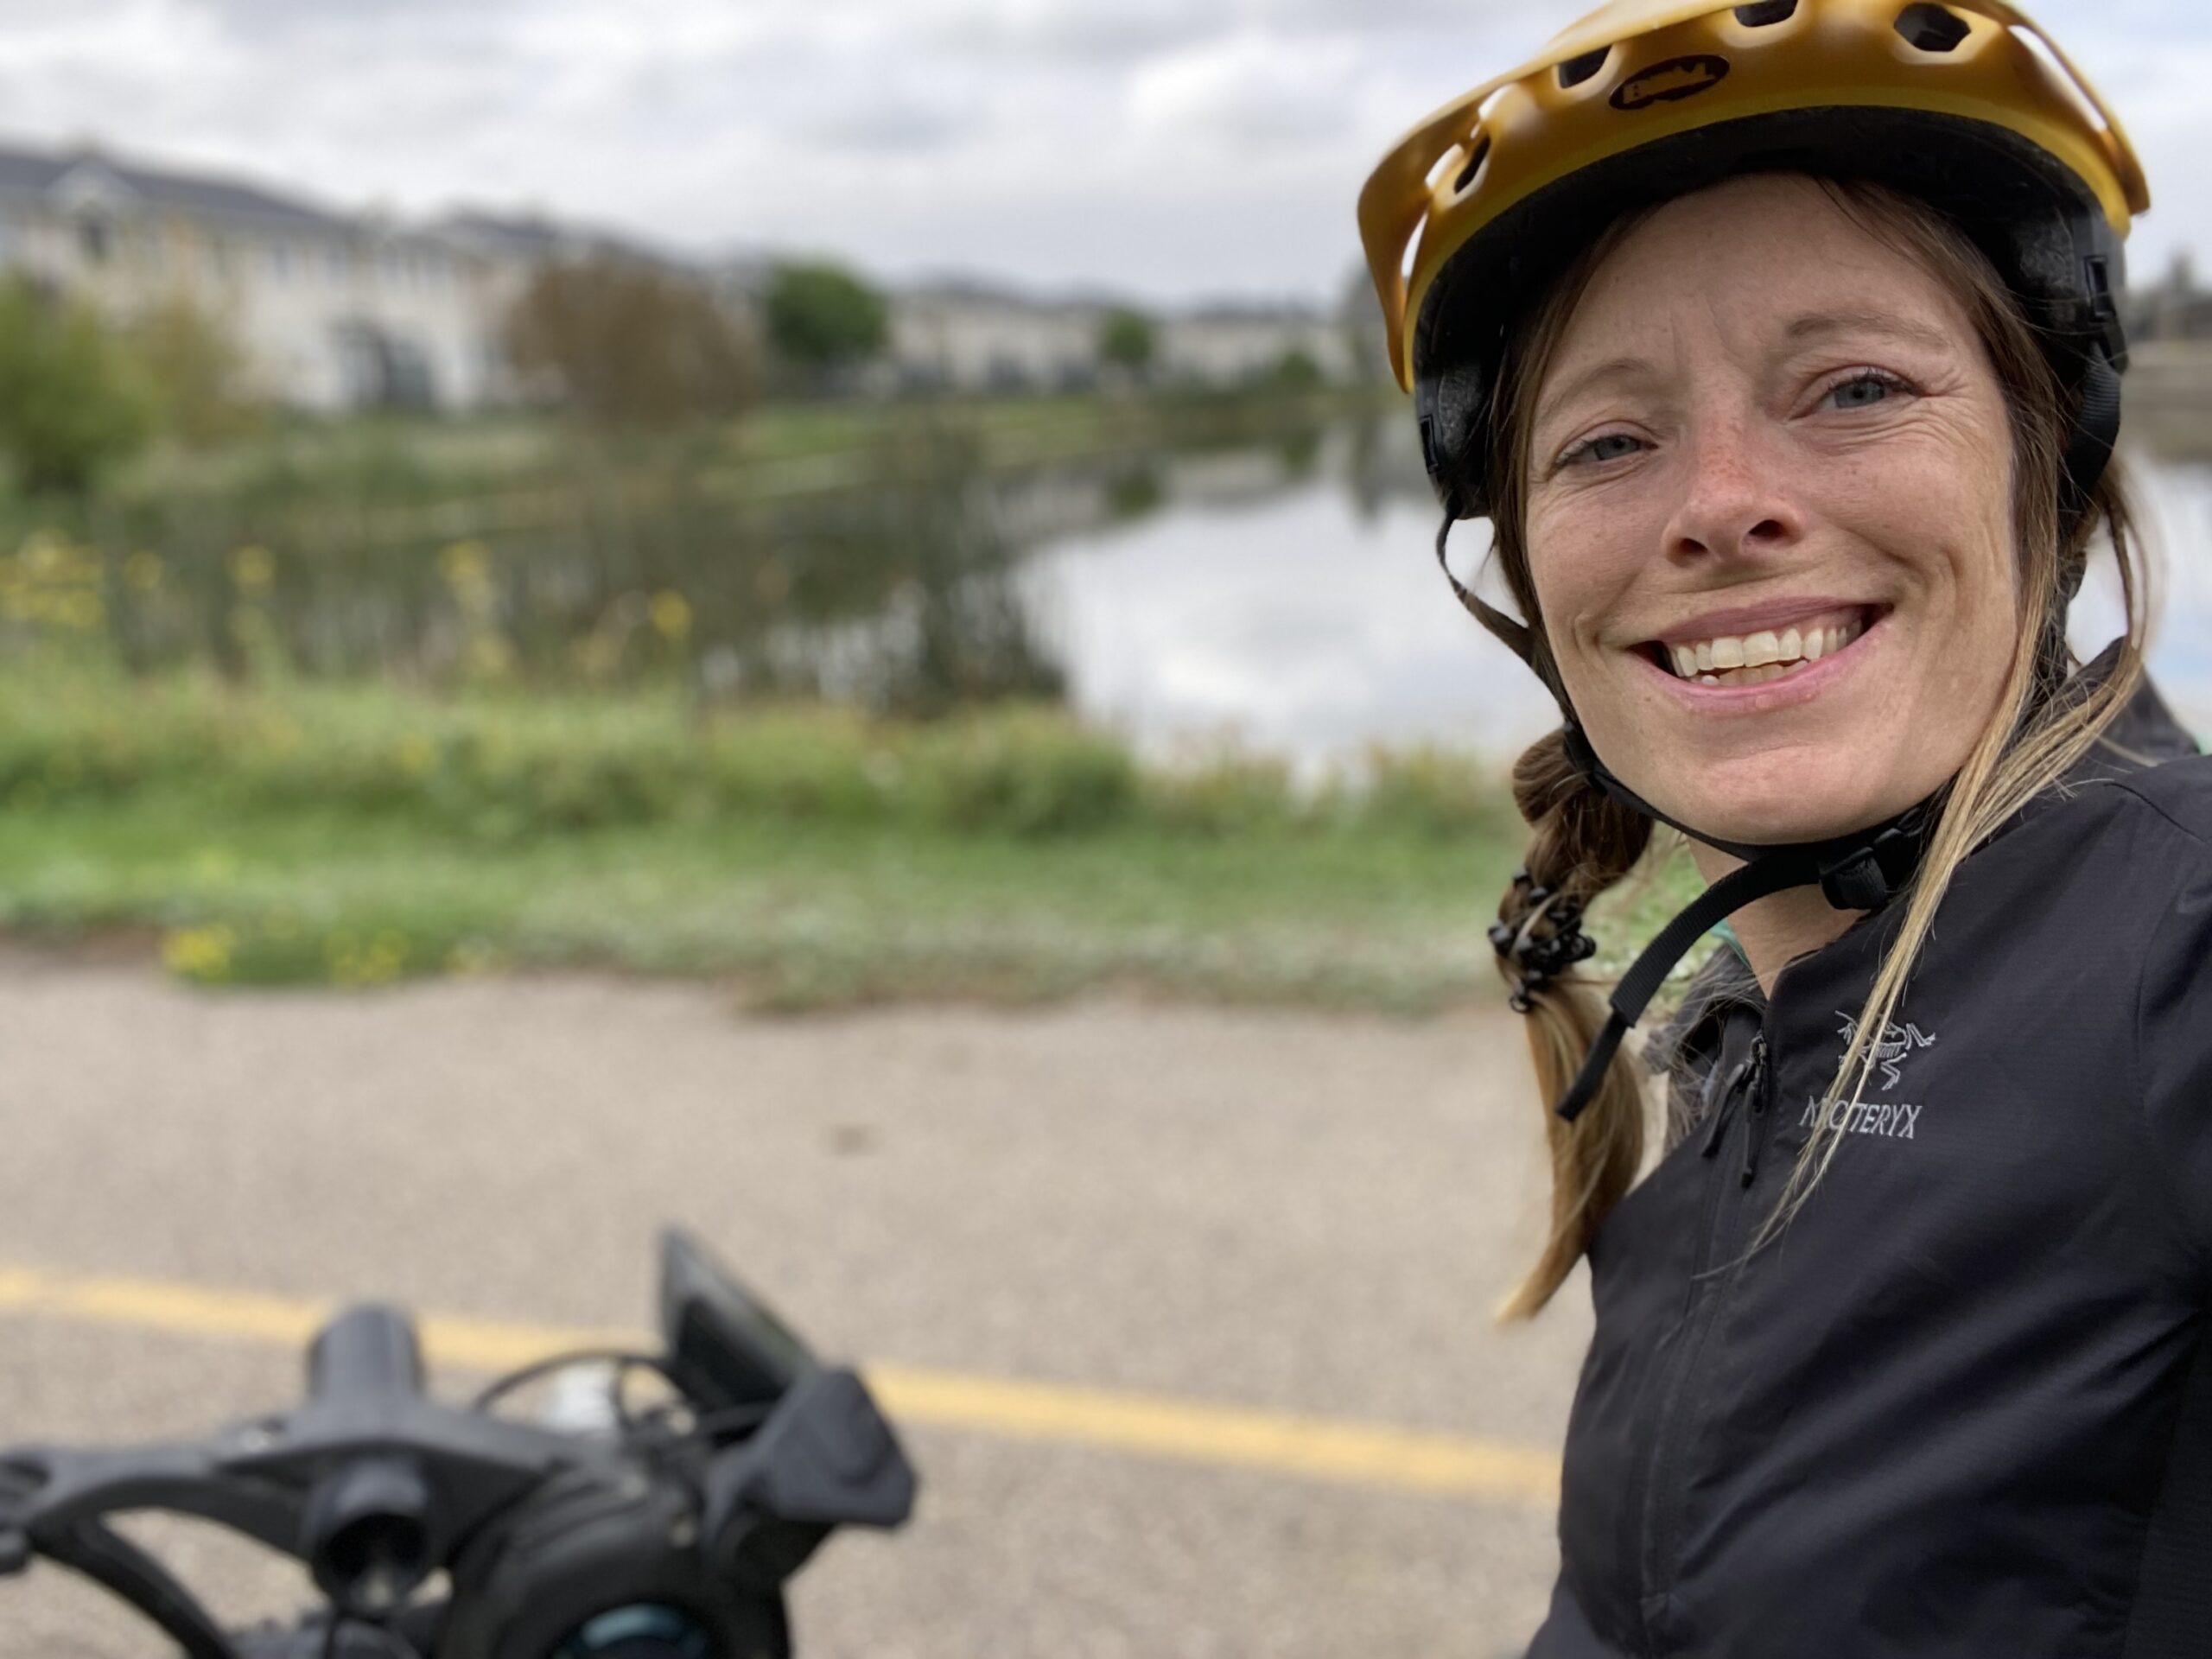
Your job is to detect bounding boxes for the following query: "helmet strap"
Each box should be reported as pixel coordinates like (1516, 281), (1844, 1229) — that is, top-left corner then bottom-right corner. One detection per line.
(1547, 766), (1934, 1122)
(1433, 505), (1536, 670)
(2057, 344), (2122, 584)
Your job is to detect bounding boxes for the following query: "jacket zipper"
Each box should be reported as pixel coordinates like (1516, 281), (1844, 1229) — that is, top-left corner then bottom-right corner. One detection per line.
(1637, 1024), (1770, 1656)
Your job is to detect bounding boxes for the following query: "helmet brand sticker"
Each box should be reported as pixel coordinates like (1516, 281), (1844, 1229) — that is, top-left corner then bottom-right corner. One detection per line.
(1610, 54), (1732, 111)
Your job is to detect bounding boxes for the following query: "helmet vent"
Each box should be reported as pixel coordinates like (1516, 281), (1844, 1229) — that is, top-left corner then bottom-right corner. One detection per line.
(1557, 47), (1611, 90)
(1894, 3), (1971, 52)
(1732, 1), (1797, 24)
(1453, 135), (1493, 195)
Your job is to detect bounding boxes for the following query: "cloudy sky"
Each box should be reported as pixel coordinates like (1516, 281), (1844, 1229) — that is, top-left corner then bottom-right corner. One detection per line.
(1, 0), (2204, 307)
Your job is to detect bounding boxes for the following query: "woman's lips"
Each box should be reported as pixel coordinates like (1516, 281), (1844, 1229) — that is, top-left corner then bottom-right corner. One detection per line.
(1632, 606), (1887, 709)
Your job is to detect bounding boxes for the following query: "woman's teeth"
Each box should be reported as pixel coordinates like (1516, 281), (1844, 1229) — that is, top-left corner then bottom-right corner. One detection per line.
(1665, 618), (1865, 686)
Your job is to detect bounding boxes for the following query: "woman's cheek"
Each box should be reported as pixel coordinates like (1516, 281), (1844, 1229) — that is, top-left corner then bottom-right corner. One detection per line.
(1527, 580), (1634, 737)
(1529, 499), (1647, 663)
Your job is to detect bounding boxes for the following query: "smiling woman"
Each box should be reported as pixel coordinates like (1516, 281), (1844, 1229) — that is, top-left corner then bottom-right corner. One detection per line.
(1516, 175), (2034, 848)
(1360, 2), (2212, 1656)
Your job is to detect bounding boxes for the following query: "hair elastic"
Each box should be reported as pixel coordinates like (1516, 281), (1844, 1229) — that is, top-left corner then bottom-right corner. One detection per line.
(1489, 869), (1598, 1013)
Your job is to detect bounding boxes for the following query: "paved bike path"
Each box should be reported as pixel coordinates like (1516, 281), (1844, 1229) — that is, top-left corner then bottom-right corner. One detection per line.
(0, 955), (1587, 1657)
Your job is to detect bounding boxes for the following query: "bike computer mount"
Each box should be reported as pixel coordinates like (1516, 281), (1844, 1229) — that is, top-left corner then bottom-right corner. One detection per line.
(0, 1230), (915, 1658)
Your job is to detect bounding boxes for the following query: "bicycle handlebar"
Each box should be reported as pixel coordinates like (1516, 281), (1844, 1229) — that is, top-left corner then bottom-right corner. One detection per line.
(0, 1230), (915, 1659)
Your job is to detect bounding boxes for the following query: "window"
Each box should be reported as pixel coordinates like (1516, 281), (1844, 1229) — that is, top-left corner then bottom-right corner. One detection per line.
(79, 217), (111, 265)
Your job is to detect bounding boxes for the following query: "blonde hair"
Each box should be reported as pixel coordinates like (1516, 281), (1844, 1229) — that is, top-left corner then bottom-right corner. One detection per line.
(1477, 179), (2150, 1319)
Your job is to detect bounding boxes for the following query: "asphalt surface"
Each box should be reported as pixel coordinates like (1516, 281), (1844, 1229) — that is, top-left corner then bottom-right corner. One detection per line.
(0, 951), (1590, 1657)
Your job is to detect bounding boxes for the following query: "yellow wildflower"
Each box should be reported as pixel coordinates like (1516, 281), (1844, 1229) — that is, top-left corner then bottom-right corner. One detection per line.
(229, 545), (276, 589)
(445, 938), (503, 977)
(162, 924), (237, 983)
(438, 540), (491, 588)
(463, 634), (516, 682)
(327, 929), (408, 988)
(649, 591), (693, 640)
(20, 531), (65, 577)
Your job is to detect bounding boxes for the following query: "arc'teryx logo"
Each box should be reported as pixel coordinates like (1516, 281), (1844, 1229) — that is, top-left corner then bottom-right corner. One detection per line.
(1798, 1014), (1938, 1141)
(1835, 1013), (1936, 1090)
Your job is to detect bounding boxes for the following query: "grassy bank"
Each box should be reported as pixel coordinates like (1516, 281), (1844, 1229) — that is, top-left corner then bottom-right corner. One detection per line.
(0, 664), (1697, 1010)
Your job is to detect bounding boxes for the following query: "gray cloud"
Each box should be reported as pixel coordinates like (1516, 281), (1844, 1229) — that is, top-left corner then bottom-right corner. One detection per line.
(0, 0), (2199, 302)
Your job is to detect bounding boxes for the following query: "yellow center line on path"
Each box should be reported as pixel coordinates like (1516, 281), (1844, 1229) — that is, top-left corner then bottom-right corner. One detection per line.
(0, 1263), (1560, 1510)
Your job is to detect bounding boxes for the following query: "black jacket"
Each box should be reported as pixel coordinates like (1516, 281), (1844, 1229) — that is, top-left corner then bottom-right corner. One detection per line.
(1528, 682), (2212, 1659)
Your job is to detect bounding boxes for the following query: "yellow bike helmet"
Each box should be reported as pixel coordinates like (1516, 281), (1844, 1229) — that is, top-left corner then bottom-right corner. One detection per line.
(1357, 0), (2149, 523)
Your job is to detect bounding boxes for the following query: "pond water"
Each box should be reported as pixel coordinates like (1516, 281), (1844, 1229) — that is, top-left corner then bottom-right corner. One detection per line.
(1031, 424), (2212, 767)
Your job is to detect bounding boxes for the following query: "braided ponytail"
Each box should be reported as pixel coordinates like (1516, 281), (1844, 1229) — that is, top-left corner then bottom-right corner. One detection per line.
(1491, 728), (1653, 1320)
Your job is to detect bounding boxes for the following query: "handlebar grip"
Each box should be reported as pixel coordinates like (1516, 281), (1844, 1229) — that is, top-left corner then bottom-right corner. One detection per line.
(308, 1306), (425, 1405)
(231, 1618), (419, 1657)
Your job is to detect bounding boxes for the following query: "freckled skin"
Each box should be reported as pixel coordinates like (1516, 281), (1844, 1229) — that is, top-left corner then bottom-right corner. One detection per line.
(1525, 174), (2019, 847)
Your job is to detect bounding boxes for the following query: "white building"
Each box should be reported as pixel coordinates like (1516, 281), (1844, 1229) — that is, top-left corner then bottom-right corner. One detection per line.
(888, 282), (1107, 392)
(0, 136), (1355, 411)
(1157, 304), (1356, 385)
(885, 280), (1356, 394)
(0, 142), (528, 410)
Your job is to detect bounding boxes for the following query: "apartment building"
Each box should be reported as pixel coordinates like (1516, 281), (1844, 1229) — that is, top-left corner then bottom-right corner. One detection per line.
(888, 280), (1356, 392)
(0, 136), (1356, 412)
(0, 142), (526, 410)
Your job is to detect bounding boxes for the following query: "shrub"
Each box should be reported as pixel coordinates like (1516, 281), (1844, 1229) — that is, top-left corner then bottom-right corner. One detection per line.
(506, 259), (758, 427)
(0, 666), (1519, 846)
(909, 709), (1139, 836)
(762, 263), (888, 382)
(0, 279), (155, 495)
(1351, 744), (1520, 840)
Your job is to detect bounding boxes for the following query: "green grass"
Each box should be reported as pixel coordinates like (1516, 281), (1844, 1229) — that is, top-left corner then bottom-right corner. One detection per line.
(0, 662), (1707, 1009)
(0, 791), (1508, 1008)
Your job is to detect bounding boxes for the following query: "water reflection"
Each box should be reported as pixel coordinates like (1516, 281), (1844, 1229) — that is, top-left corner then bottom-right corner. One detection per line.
(52, 421), (1073, 716)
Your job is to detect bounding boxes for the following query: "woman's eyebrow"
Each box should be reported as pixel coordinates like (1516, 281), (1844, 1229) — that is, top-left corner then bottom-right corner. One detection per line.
(1782, 309), (1955, 354)
(1535, 353), (1662, 433)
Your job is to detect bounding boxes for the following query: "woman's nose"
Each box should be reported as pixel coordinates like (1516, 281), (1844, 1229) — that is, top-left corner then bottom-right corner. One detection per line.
(1661, 423), (1804, 563)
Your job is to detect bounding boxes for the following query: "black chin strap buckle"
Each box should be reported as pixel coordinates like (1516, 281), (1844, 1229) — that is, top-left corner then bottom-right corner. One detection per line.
(1815, 810), (1930, 912)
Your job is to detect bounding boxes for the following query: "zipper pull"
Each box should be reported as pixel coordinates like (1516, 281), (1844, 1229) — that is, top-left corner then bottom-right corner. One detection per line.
(1700, 1049), (1752, 1159)
(1739, 1034), (1770, 1187)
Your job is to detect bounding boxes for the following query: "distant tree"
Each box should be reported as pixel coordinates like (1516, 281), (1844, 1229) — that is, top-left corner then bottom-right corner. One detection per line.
(1097, 308), (1155, 376)
(0, 277), (154, 496)
(762, 261), (888, 383)
(1270, 346), (1324, 391)
(505, 258), (758, 427)
(1336, 264), (1392, 385)
(126, 296), (261, 447)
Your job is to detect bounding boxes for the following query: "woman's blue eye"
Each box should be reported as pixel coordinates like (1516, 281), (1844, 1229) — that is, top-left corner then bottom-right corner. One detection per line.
(1565, 432), (1643, 467)
(1825, 372), (1902, 410)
